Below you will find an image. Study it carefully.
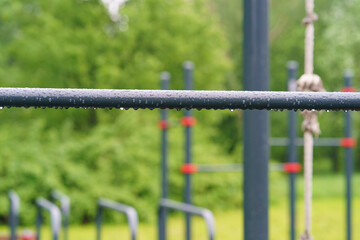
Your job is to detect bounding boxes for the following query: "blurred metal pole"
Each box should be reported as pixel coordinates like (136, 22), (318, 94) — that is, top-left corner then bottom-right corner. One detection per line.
(344, 70), (353, 240)
(8, 191), (20, 240)
(36, 198), (61, 240)
(184, 61), (194, 240)
(159, 72), (170, 240)
(159, 199), (215, 240)
(51, 191), (70, 240)
(96, 198), (138, 240)
(243, 0), (269, 239)
(287, 61), (298, 240)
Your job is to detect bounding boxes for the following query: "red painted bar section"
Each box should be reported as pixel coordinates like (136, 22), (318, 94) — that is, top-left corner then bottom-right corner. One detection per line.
(181, 117), (197, 127)
(340, 138), (357, 148)
(283, 162), (302, 173)
(158, 120), (169, 130)
(342, 87), (357, 92)
(180, 164), (199, 174)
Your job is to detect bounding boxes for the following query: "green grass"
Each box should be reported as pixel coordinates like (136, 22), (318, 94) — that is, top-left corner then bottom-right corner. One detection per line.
(1, 173), (359, 239)
(7, 198), (359, 240)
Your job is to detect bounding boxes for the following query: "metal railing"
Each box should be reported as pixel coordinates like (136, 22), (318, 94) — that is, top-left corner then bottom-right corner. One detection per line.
(51, 191), (70, 240)
(96, 198), (138, 240)
(158, 199), (215, 240)
(0, 88), (359, 111)
(36, 198), (61, 240)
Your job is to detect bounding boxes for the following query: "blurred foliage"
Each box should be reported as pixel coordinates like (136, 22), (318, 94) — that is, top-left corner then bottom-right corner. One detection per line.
(0, 0), (239, 225)
(0, 0), (358, 226)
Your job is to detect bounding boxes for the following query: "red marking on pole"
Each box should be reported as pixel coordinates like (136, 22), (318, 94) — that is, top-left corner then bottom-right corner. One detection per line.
(158, 120), (169, 130)
(340, 138), (357, 148)
(342, 87), (357, 92)
(283, 162), (302, 173)
(180, 163), (199, 174)
(181, 117), (197, 127)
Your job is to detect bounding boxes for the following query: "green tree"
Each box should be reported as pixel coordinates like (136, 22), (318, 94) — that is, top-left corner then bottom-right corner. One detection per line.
(0, 0), (240, 224)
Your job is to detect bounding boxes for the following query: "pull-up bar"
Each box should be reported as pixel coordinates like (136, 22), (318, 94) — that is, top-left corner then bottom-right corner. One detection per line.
(0, 88), (359, 111)
(158, 199), (215, 240)
(51, 191), (70, 240)
(35, 198), (61, 240)
(96, 198), (138, 240)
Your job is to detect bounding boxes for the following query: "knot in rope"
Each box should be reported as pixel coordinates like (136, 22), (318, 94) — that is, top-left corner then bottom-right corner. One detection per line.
(302, 12), (318, 25)
(299, 0), (322, 239)
(302, 110), (321, 137)
(300, 231), (314, 240)
(297, 74), (325, 92)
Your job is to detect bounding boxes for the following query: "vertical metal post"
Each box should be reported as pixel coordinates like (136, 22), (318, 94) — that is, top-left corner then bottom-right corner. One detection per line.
(36, 206), (42, 240)
(344, 70), (353, 240)
(287, 61), (298, 240)
(243, 0), (269, 240)
(159, 72), (170, 240)
(8, 191), (20, 240)
(96, 207), (103, 240)
(184, 61), (194, 240)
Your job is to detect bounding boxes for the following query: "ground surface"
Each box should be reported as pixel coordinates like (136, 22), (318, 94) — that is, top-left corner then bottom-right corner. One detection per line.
(1, 173), (359, 239)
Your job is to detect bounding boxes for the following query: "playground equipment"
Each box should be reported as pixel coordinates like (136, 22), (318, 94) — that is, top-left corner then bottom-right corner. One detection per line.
(158, 199), (215, 240)
(157, 60), (355, 240)
(156, 62), (301, 240)
(157, 65), (215, 240)
(182, 62), (196, 240)
(157, 62), (302, 240)
(51, 191), (70, 240)
(96, 198), (138, 240)
(270, 64), (356, 240)
(2, 0), (358, 239)
(0, 191), (36, 240)
(1, 87), (359, 240)
(35, 198), (61, 240)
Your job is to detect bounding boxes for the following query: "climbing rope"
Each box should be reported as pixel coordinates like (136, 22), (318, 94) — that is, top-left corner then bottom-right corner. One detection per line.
(297, 0), (325, 240)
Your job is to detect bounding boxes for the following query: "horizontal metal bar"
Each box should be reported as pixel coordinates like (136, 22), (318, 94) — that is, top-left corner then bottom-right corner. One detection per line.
(270, 137), (341, 146)
(197, 164), (243, 172)
(51, 190), (70, 216)
(197, 163), (283, 173)
(159, 199), (215, 240)
(0, 88), (359, 110)
(97, 198), (138, 239)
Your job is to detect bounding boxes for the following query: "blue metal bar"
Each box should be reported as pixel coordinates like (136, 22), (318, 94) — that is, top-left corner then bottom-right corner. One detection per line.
(0, 88), (359, 111)
(183, 61), (194, 240)
(159, 72), (170, 240)
(243, 0), (269, 239)
(96, 198), (138, 240)
(159, 199), (215, 240)
(344, 70), (353, 240)
(196, 163), (284, 173)
(8, 191), (20, 240)
(287, 60), (298, 240)
(36, 198), (61, 240)
(270, 137), (342, 147)
(51, 190), (70, 240)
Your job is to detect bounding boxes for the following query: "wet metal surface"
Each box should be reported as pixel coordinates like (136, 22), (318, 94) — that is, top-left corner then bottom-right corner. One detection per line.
(0, 88), (359, 111)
